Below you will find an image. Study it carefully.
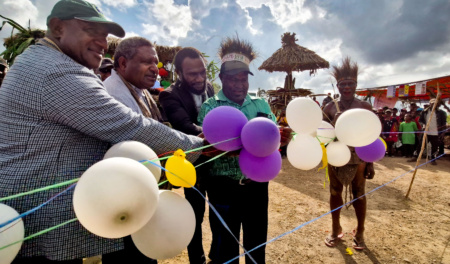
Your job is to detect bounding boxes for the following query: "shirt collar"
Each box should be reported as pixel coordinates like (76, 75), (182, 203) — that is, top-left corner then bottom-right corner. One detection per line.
(216, 89), (253, 107)
(112, 70), (144, 98)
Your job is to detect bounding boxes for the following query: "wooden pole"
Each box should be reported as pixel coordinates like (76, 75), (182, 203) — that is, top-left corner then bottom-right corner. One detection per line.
(405, 83), (441, 198)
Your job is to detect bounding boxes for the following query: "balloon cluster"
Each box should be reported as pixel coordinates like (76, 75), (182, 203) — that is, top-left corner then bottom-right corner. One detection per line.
(202, 106), (282, 182)
(73, 141), (196, 259)
(0, 204), (24, 264)
(285, 97), (384, 171)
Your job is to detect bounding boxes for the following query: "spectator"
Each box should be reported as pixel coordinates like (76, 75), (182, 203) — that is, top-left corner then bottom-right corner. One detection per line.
(398, 108), (407, 123)
(392, 107), (398, 118)
(382, 109), (399, 156)
(399, 113), (418, 158)
(0, 1), (204, 263)
(410, 102), (418, 112)
(376, 108), (385, 123)
(322, 93), (333, 108)
(96, 58), (114, 81)
(312, 96), (320, 106)
(159, 47), (215, 264)
(419, 99), (447, 165)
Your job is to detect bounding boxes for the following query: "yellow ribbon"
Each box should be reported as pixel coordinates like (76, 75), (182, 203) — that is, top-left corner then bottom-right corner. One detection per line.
(317, 141), (329, 188)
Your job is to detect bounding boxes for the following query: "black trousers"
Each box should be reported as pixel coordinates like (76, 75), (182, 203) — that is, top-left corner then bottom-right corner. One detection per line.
(184, 186), (207, 264)
(207, 176), (268, 264)
(426, 135), (439, 158)
(402, 144), (415, 157)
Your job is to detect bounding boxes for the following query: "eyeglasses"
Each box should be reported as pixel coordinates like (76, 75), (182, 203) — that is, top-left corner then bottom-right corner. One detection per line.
(337, 81), (357, 88)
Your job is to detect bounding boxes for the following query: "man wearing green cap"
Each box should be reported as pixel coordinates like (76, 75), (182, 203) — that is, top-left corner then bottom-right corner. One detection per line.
(0, 0), (204, 263)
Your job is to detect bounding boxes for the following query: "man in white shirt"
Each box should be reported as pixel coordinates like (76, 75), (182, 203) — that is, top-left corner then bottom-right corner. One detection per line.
(104, 37), (164, 123)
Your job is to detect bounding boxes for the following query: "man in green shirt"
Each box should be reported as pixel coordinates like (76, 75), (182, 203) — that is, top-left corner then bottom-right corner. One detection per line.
(198, 36), (291, 264)
(399, 113), (418, 158)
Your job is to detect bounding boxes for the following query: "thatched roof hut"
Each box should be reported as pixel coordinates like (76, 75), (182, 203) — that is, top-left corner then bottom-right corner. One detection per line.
(155, 45), (182, 65)
(259, 32), (329, 75)
(259, 32), (328, 115)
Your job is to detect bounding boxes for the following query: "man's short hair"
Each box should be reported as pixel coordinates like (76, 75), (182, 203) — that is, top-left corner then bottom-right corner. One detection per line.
(173, 47), (206, 73)
(113, 37), (154, 69)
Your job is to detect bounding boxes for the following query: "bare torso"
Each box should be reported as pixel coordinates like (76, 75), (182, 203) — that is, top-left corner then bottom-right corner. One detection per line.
(323, 97), (373, 124)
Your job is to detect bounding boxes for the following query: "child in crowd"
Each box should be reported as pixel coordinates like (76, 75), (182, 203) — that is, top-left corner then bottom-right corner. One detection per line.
(399, 113), (418, 158)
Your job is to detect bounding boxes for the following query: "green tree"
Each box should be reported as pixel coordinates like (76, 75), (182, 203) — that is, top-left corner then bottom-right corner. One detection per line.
(212, 82), (221, 94)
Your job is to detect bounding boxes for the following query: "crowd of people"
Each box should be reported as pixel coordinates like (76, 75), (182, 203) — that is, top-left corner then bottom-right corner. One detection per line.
(372, 100), (448, 165)
(0, 0), (448, 263)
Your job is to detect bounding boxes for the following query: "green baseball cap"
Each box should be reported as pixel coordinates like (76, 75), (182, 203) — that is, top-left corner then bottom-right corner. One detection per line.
(47, 0), (125, 38)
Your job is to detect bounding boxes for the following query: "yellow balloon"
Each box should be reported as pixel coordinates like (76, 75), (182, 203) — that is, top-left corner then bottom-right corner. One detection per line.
(379, 137), (387, 150)
(157, 62), (163, 69)
(165, 149), (196, 187)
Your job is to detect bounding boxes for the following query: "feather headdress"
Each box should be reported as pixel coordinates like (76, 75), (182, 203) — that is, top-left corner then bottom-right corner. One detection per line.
(218, 36), (257, 75)
(332, 57), (358, 84)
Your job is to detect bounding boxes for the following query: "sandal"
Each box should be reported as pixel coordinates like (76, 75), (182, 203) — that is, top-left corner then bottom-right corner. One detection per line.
(351, 229), (366, 250)
(352, 238), (366, 250)
(324, 232), (344, 247)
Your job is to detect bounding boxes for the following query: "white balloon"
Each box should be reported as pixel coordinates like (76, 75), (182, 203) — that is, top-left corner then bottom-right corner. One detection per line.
(287, 134), (323, 170)
(335, 109), (382, 147)
(73, 157), (159, 238)
(0, 204), (24, 264)
(326, 141), (351, 167)
(317, 121), (336, 145)
(104, 141), (161, 182)
(132, 190), (196, 260)
(286, 97), (322, 135)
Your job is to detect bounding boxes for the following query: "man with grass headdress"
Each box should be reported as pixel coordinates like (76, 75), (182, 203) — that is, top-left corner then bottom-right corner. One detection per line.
(323, 57), (375, 251)
(197, 36), (292, 264)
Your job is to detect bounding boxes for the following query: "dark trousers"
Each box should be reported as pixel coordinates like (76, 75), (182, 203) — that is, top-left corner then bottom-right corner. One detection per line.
(426, 135), (439, 158)
(184, 186), (207, 264)
(207, 176), (268, 264)
(402, 144), (415, 157)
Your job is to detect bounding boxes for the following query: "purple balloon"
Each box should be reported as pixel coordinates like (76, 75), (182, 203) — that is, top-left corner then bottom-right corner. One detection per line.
(355, 138), (386, 162)
(202, 106), (248, 151)
(239, 148), (282, 182)
(241, 117), (281, 157)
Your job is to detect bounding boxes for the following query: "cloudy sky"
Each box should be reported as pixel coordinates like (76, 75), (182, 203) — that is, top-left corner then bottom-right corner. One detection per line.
(1, 0), (450, 97)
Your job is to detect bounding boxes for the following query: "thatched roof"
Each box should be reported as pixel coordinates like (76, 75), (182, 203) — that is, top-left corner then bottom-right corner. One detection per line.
(155, 45), (182, 65)
(3, 29), (46, 48)
(106, 36), (121, 57)
(258, 32), (329, 74)
(106, 36), (181, 65)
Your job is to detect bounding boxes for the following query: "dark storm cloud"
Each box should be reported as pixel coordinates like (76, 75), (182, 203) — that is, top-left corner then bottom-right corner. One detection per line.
(304, 0), (450, 64)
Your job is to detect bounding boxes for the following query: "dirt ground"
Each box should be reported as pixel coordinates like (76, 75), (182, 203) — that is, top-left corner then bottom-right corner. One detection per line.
(158, 152), (450, 264)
